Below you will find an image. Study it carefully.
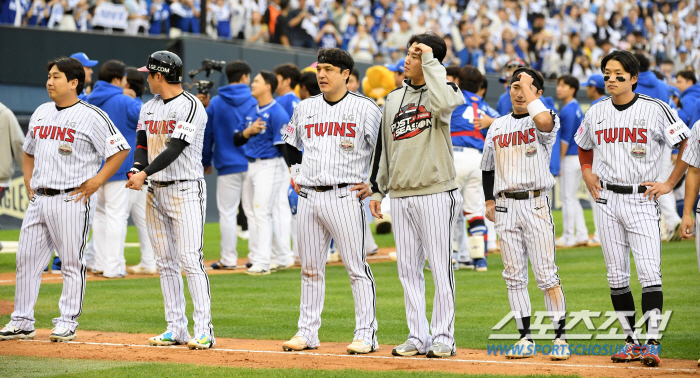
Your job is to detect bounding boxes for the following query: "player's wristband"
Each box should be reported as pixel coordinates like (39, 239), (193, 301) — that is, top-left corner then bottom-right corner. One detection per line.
(527, 99), (549, 119)
(581, 164), (592, 172)
(290, 164), (301, 181)
(127, 168), (141, 180)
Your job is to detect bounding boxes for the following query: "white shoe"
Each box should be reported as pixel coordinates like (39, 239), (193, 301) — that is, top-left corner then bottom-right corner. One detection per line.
(149, 331), (186, 346)
(246, 266), (270, 276)
(270, 262), (294, 272)
(555, 238), (575, 249)
(505, 337), (536, 359)
(237, 226), (249, 240)
(587, 235), (601, 247)
(127, 265), (158, 275)
(282, 336), (315, 351)
(328, 249), (340, 263)
(347, 339), (377, 354)
(550, 338), (571, 360)
(0, 324), (36, 340)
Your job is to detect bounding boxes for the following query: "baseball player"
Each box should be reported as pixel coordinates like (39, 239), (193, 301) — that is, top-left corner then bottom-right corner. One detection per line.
(234, 70), (292, 275)
(125, 51), (214, 350)
(370, 34), (465, 358)
(202, 61), (257, 270)
(680, 120), (700, 271)
(555, 75), (589, 249)
(481, 68), (569, 360)
(0, 57), (129, 342)
(449, 65), (500, 272)
(575, 50), (690, 367)
(280, 48), (380, 355)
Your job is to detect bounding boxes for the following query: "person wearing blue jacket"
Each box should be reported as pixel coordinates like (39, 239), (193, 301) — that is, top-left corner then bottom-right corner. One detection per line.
(555, 75), (591, 249)
(677, 71), (700, 126)
(634, 54), (669, 104)
(202, 61), (257, 270)
(85, 60), (142, 278)
(234, 71), (292, 275)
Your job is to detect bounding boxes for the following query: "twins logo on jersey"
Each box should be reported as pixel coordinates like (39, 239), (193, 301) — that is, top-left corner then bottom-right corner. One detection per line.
(593, 127), (648, 145)
(492, 128), (537, 148)
(31, 125), (77, 142)
(302, 122), (357, 138)
(391, 103), (433, 140)
(143, 120), (177, 134)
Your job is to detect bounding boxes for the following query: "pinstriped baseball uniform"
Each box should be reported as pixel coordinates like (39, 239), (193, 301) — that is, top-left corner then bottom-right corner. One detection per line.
(137, 91), (214, 343)
(283, 91), (381, 348)
(11, 101), (129, 333)
(679, 120), (700, 273)
(481, 110), (567, 327)
(574, 94), (689, 289)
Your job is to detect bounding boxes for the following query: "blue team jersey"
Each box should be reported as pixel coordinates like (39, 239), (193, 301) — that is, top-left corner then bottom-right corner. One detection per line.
(275, 91), (300, 122)
(559, 99), (584, 155)
(590, 97), (606, 107)
(450, 90), (500, 150)
(243, 100), (289, 159)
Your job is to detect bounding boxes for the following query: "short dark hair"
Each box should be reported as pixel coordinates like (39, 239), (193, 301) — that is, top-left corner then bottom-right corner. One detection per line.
(279, 0), (289, 10)
(126, 67), (145, 98)
(407, 33), (447, 63)
(593, 86), (605, 95)
(258, 70), (278, 93)
(317, 48), (354, 84)
(557, 75), (580, 97)
(634, 53), (650, 72)
(274, 63), (302, 89)
(98, 60), (126, 84)
(677, 70), (697, 84)
(299, 71), (320, 96)
(47, 57), (85, 95)
(458, 65), (483, 93)
(661, 59), (674, 66)
(481, 77), (488, 96)
(445, 65), (460, 80)
(226, 61), (252, 83)
(652, 70), (664, 80)
(350, 68), (360, 82)
(601, 50), (640, 91)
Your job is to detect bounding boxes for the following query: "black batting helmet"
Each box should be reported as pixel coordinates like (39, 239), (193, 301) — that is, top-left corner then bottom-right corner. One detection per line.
(138, 51), (183, 84)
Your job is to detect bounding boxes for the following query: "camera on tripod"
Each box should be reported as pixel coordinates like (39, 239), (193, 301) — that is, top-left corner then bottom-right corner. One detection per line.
(188, 59), (226, 95)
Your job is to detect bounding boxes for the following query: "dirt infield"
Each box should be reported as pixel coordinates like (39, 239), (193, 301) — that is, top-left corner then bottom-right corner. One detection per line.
(0, 329), (697, 377)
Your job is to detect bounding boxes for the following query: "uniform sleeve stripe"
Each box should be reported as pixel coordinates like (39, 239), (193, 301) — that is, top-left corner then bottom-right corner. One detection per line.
(183, 92), (198, 124)
(79, 101), (119, 134)
(639, 95), (676, 124)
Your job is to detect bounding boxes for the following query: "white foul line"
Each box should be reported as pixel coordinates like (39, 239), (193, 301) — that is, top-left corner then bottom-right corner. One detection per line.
(17, 340), (698, 373)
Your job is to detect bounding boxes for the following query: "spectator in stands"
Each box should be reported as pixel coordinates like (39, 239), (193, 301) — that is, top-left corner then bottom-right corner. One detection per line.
(125, 0), (149, 35)
(458, 32), (482, 68)
(246, 10), (267, 44)
(148, 0), (170, 36)
(26, 0), (49, 26)
(348, 23), (378, 62)
(384, 17), (411, 54)
(314, 22), (341, 49)
(482, 41), (499, 75)
(623, 8), (645, 37)
(210, 0), (232, 39)
(660, 59), (676, 85)
(268, 0), (289, 46)
(442, 35), (460, 67)
(341, 12), (358, 51)
(287, 0), (315, 49)
(571, 54), (593, 84)
(1, 0), (28, 26)
(73, 0), (91, 31)
(544, 44), (571, 79)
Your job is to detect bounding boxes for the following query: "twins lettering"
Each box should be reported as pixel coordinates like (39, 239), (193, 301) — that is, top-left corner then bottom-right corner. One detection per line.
(33, 126), (76, 142)
(145, 120), (176, 134)
(594, 127), (647, 145)
(492, 128), (536, 148)
(304, 122), (356, 138)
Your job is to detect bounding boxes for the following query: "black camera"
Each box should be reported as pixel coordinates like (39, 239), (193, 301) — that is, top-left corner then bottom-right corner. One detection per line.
(188, 59), (226, 95)
(194, 80), (215, 96)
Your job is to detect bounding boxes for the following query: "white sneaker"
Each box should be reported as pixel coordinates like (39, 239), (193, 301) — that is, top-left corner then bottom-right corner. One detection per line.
(555, 238), (575, 249)
(550, 338), (571, 360)
(505, 337), (536, 359)
(0, 324), (36, 340)
(587, 235), (601, 247)
(328, 249), (340, 263)
(347, 339), (377, 354)
(237, 226), (249, 240)
(127, 264), (158, 275)
(246, 266), (270, 276)
(270, 262), (294, 272)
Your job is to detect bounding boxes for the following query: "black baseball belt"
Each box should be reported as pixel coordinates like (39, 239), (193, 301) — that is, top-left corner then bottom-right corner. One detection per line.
(499, 190), (542, 200)
(601, 181), (647, 194)
(150, 180), (189, 187)
(36, 188), (76, 196)
(307, 183), (349, 192)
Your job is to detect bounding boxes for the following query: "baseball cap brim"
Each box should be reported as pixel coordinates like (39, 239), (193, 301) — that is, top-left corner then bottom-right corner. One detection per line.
(83, 59), (98, 67)
(137, 66), (152, 72)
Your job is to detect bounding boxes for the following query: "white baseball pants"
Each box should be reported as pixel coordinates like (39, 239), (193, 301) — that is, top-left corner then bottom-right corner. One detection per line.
(91, 180), (129, 277)
(216, 172), (246, 267)
(560, 155), (589, 244)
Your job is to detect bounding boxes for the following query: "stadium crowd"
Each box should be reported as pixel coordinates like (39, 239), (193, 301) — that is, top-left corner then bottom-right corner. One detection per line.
(1, 0), (699, 72)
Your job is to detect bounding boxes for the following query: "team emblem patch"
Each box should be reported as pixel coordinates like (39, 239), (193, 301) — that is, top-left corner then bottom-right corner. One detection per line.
(340, 139), (355, 152)
(391, 103), (433, 140)
(525, 144), (537, 157)
(58, 144), (72, 156)
(630, 144), (646, 159)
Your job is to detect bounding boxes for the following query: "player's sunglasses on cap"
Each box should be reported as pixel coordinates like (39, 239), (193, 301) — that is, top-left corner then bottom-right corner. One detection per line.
(70, 52), (98, 67)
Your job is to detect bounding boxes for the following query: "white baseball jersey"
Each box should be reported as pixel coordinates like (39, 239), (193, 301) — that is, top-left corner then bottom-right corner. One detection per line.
(480, 111), (561, 194)
(574, 94), (689, 185)
(24, 101), (129, 190)
(137, 91), (207, 181)
(282, 92), (382, 186)
(680, 120), (700, 169)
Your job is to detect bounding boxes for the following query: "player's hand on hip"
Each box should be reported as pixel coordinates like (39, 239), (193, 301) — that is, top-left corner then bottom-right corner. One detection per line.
(680, 214), (694, 239)
(350, 182), (370, 200)
(204, 166), (213, 175)
(293, 181), (301, 194)
(582, 169), (602, 201)
(125, 171), (147, 191)
(485, 200), (496, 222)
(24, 179), (35, 199)
(641, 180), (672, 201)
(71, 178), (102, 204)
(370, 200), (383, 219)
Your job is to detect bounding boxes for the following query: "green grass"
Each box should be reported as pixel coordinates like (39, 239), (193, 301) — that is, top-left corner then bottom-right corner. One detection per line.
(0, 210), (699, 361)
(0, 356), (581, 378)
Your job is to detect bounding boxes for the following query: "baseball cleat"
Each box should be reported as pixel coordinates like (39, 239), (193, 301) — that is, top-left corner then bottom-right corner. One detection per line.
(347, 339), (377, 354)
(426, 342), (456, 358)
(0, 324), (36, 340)
(555, 238), (575, 249)
(475, 258), (487, 272)
(668, 223), (682, 242)
(367, 248), (379, 256)
(458, 261), (475, 270)
(188, 334), (214, 350)
(282, 336), (316, 351)
(270, 262), (294, 272)
(49, 327), (75, 342)
(149, 331), (186, 346)
(640, 342), (661, 367)
(611, 342), (641, 362)
(245, 267), (270, 276)
(245, 262), (253, 269)
(210, 260), (236, 270)
(587, 235), (601, 247)
(127, 264), (158, 275)
(392, 340), (422, 356)
(505, 338), (536, 359)
(550, 338), (571, 360)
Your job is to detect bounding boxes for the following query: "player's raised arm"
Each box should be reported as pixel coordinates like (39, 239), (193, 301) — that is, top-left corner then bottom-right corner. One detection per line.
(515, 71), (554, 133)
